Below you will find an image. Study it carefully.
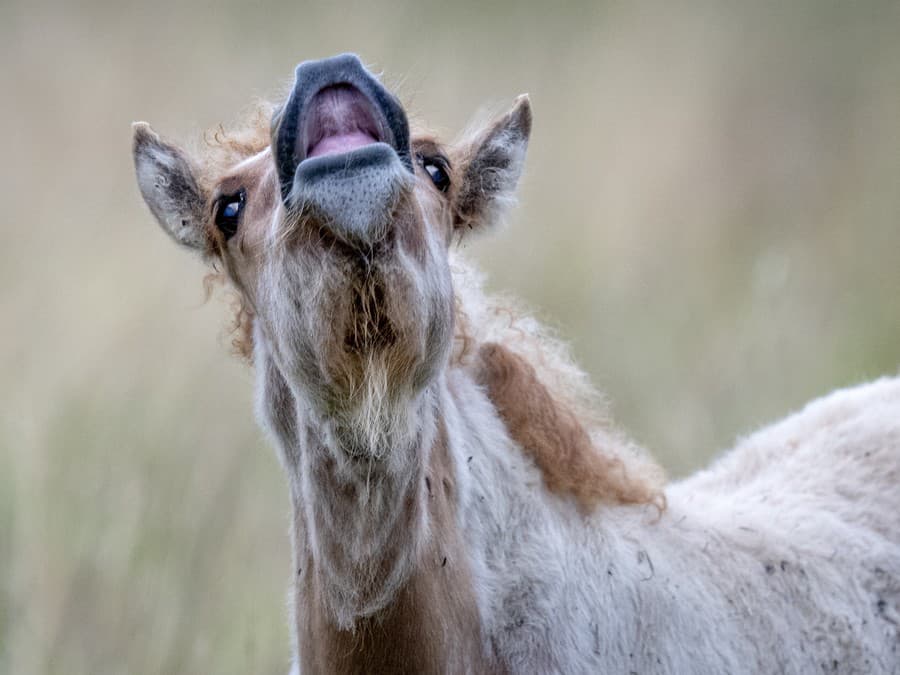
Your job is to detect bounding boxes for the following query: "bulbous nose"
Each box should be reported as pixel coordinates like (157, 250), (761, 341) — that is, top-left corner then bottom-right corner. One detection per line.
(272, 53), (413, 204)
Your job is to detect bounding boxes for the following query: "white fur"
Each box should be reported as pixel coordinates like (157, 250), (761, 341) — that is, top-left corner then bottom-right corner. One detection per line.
(436, 265), (900, 672)
(446, 369), (900, 673)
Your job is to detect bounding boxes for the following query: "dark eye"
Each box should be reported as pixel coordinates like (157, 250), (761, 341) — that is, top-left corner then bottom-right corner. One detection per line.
(215, 189), (245, 240)
(421, 156), (450, 193)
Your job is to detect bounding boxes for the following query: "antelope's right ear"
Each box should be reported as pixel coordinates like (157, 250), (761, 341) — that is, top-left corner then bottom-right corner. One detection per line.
(132, 122), (209, 251)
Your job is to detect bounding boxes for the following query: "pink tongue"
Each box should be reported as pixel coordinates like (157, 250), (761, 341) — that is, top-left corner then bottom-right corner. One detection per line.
(308, 130), (378, 159)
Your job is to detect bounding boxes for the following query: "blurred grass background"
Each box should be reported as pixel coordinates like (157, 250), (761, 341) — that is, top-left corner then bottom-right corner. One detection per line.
(2, 0), (899, 672)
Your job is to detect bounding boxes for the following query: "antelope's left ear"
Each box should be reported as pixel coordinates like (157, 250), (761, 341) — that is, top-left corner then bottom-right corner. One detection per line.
(453, 94), (531, 232)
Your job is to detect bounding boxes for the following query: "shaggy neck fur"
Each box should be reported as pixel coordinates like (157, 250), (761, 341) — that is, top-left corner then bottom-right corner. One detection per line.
(294, 399), (495, 673)
(253, 258), (670, 671)
(257, 333), (497, 671)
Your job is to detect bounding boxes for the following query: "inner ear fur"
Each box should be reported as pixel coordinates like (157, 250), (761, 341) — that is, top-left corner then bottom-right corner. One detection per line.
(132, 122), (210, 252)
(453, 95), (532, 232)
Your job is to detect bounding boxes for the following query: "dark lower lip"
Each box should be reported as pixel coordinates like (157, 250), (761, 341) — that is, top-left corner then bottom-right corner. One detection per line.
(296, 142), (399, 179)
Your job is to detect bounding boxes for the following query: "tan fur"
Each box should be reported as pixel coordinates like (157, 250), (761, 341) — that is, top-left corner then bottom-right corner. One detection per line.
(195, 101), (276, 185)
(477, 342), (663, 512)
(447, 257), (667, 503)
(203, 143), (280, 360)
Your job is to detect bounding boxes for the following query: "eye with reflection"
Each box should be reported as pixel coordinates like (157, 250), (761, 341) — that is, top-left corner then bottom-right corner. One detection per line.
(215, 189), (245, 240)
(419, 155), (451, 193)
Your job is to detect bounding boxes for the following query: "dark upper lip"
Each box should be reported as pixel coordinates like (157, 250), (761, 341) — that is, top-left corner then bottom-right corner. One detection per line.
(273, 53), (413, 203)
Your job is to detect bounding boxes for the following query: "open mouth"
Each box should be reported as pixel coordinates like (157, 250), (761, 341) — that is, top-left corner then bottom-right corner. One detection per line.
(303, 84), (386, 160)
(273, 54), (414, 241)
(275, 54), (413, 197)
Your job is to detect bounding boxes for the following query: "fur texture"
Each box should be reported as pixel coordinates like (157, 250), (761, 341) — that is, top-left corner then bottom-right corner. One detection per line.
(133, 56), (900, 674)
